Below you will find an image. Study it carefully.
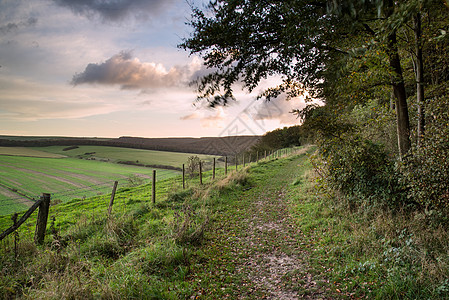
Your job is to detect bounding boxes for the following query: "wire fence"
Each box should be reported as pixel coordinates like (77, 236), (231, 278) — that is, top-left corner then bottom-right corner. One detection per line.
(0, 148), (297, 249)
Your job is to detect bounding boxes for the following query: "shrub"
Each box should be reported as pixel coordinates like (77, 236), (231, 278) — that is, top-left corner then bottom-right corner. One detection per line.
(402, 95), (449, 210)
(127, 174), (145, 187)
(319, 135), (405, 207)
(186, 156), (201, 178)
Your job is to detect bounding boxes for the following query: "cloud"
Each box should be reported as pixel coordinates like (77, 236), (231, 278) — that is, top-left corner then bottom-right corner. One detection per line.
(251, 95), (306, 124)
(180, 112), (200, 120)
(0, 17), (37, 35)
(180, 107), (227, 128)
(71, 51), (203, 90)
(200, 107), (226, 128)
(52, 0), (173, 22)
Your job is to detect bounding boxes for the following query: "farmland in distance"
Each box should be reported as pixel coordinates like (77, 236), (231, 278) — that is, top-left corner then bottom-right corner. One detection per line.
(32, 145), (215, 168)
(0, 146), (216, 215)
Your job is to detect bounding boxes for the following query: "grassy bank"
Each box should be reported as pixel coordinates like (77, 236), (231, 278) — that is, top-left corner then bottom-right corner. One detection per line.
(1, 147), (448, 298)
(287, 160), (449, 299)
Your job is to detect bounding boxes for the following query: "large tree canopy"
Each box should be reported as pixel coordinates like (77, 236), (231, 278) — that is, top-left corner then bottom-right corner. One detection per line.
(181, 0), (448, 159)
(180, 0), (337, 105)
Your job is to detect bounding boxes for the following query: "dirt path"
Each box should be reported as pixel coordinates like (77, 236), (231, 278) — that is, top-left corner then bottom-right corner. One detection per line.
(191, 153), (328, 299)
(234, 187), (321, 299)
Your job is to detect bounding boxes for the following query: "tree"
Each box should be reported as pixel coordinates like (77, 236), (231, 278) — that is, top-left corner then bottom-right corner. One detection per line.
(186, 155), (201, 178)
(181, 0), (448, 159)
(180, 0), (414, 157)
(180, 0), (334, 105)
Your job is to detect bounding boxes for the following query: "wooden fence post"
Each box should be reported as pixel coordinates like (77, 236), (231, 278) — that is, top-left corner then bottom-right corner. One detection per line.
(108, 181), (118, 216)
(213, 158), (216, 180)
(12, 213), (18, 259)
(34, 193), (50, 245)
(235, 155), (238, 171)
(199, 161), (203, 185)
(257, 151), (259, 162)
(225, 156), (228, 175)
(264, 150), (267, 160)
(243, 154), (245, 167)
(152, 170), (156, 204)
(182, 164), (185, 189)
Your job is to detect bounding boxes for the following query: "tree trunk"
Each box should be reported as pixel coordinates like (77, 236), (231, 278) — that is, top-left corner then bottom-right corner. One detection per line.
(414, 13), (425, 147)
(387, 30), (411, 158)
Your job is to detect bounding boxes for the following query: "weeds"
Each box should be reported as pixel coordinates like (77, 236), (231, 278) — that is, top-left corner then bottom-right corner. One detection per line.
(292, 159), (449, 299)
(172, 205), (209, 246)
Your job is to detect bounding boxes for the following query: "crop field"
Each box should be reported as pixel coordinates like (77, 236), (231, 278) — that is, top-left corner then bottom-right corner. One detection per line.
(33, 146), (216, 168)
(0, 152), (182, 216)
(0, 146), (66, 158)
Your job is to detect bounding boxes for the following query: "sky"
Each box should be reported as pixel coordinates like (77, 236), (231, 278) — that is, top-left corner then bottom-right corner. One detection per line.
(0, 0), (307, 138)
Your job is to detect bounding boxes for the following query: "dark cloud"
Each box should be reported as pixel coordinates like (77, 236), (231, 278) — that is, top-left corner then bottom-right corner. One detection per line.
(0, 17), (37, 35)
(71, 51), (202, 89)
(52, 0), (172, 22)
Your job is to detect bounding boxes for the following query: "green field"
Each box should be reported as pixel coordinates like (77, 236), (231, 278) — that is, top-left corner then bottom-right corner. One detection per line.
(33, 146), (216, 168)
(0, 147), (66, 158)
(0, 153), (183, 216)
(0, 146), (225, 216)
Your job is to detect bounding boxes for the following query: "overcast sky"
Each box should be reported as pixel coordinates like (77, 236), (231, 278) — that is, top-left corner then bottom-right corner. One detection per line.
(0, 0), (306, 138)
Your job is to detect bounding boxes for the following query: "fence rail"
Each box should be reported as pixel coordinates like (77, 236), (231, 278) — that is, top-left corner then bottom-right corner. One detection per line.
(0, 193), (50, 244)
(0, 148), (298, 244)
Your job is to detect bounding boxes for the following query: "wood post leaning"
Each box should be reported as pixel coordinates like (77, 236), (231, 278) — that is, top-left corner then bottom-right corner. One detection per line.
(108, 181), (118, 216)
(34, 193), (50, 245)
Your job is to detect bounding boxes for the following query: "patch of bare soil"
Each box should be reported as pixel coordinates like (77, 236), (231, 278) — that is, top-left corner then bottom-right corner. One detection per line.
(0, 186), (34, 207)
(56, 170), (105, 185)
(234, 188), (325, 299)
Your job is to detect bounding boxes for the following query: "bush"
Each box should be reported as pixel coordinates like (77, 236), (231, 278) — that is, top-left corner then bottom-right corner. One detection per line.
(319, 135), (405, 207)
(171, 205), (209, 246)
(186, 156), (201, 178)
(402, 95), (449, 209)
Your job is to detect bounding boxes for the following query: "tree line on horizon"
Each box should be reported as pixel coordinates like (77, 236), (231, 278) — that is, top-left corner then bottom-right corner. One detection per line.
(0, 135), (260, 157)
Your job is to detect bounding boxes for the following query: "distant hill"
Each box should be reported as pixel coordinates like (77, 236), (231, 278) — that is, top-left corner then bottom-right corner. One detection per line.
(0, 135), (260, 156)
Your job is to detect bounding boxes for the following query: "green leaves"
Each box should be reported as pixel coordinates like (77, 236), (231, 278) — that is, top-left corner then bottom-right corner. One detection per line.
(180, 0), (332, 105)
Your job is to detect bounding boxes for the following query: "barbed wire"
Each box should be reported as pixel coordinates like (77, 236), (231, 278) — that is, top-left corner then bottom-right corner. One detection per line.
(0, 167), (181, 211)
(0, 154), (267, 213)
(51, 180), (116, 197)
